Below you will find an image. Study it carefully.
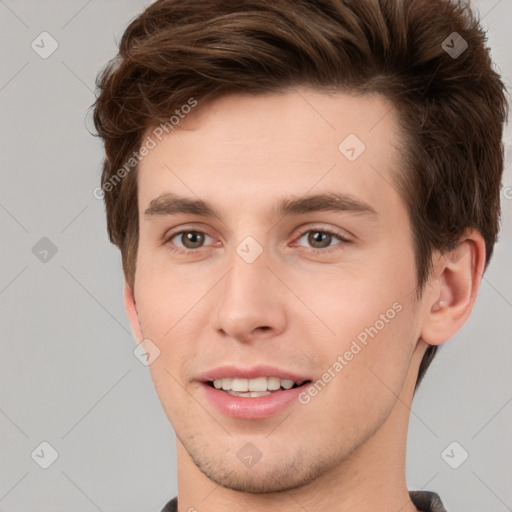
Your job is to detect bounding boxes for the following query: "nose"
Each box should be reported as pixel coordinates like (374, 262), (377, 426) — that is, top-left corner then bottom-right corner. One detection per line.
(212, 245), (287, 343)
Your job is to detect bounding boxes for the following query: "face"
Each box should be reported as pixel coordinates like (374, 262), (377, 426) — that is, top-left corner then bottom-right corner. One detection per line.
(128, 88), (426, 493)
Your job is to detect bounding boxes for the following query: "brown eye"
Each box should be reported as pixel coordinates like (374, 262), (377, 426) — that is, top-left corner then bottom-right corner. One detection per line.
(179, 231), (205, 249)
(307, 231), (333, 249)
(167, 230), (212, 251)
(295, 228), (349, 252)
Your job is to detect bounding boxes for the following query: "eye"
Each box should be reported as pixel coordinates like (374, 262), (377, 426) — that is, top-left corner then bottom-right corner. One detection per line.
(168, 230), (213, 250)
(295, 228), (349, 251)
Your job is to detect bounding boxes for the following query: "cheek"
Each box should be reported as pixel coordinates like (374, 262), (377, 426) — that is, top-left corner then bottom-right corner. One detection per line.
(291, 247), (418, 402)
(302, 300), (417, 443)
(133, 248), (214, 336)
(289, 245), (415, 341)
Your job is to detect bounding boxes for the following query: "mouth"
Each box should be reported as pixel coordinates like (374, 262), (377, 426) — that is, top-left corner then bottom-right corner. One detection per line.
(205, 377), (311, 398)
(196, 365), (313, 419)
(198, 369), (313, 419)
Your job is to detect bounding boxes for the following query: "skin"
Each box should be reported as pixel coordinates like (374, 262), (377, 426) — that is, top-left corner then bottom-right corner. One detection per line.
(124, 88), (485, 512)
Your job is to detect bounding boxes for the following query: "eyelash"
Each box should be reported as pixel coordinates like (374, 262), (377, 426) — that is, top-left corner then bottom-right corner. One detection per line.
(164, 226), (350, 256)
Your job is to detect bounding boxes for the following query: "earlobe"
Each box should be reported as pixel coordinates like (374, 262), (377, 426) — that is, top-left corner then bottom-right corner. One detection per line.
(420, 232), (486, 346)
(124, 282), (143, 343)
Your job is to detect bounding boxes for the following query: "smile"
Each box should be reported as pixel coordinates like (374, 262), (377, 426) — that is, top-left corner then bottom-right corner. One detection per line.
(208, 377), (308, 397)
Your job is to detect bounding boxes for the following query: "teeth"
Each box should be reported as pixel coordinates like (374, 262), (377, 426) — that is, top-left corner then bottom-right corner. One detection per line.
(211, 377), (305, 392)
(267, 377), (281, 390)
(247, 376), (267, 391)
(232, 378), (249, 391)
(227, 390), (271, 397)
(280, 379), (294, 389)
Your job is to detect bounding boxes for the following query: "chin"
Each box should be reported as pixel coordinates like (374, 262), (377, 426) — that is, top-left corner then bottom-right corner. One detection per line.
(197, 459), (320, 494)
(181, 432), (340, 494)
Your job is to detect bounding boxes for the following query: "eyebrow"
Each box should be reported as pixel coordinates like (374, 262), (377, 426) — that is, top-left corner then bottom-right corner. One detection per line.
(144, 192), (377, 219)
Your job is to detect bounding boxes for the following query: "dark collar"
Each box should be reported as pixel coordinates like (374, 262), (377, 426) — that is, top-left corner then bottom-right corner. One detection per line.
(160, 490), (447, 512)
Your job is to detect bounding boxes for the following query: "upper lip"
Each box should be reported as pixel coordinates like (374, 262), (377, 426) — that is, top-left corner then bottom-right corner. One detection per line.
(196, 365), (311, 383)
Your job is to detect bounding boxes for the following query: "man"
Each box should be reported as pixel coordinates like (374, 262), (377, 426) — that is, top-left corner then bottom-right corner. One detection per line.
(92, 0), (507, 510)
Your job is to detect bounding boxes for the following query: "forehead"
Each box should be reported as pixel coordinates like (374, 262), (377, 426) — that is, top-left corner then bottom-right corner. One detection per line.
(137, 88), (404, 216)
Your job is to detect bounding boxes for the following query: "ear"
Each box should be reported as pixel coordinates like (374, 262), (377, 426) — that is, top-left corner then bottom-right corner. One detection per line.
(420, 230), (486, 346)
(124, 282), (143, 344)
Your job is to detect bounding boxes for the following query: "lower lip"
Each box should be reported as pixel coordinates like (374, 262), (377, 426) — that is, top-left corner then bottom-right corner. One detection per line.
(200, 382), (308, 420)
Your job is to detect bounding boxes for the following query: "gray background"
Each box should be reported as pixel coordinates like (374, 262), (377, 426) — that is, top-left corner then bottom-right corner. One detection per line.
(0, 1), (511, 511)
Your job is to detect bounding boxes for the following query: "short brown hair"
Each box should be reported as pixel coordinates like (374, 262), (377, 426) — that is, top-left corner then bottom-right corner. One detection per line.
(92, 0), (508, 390)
